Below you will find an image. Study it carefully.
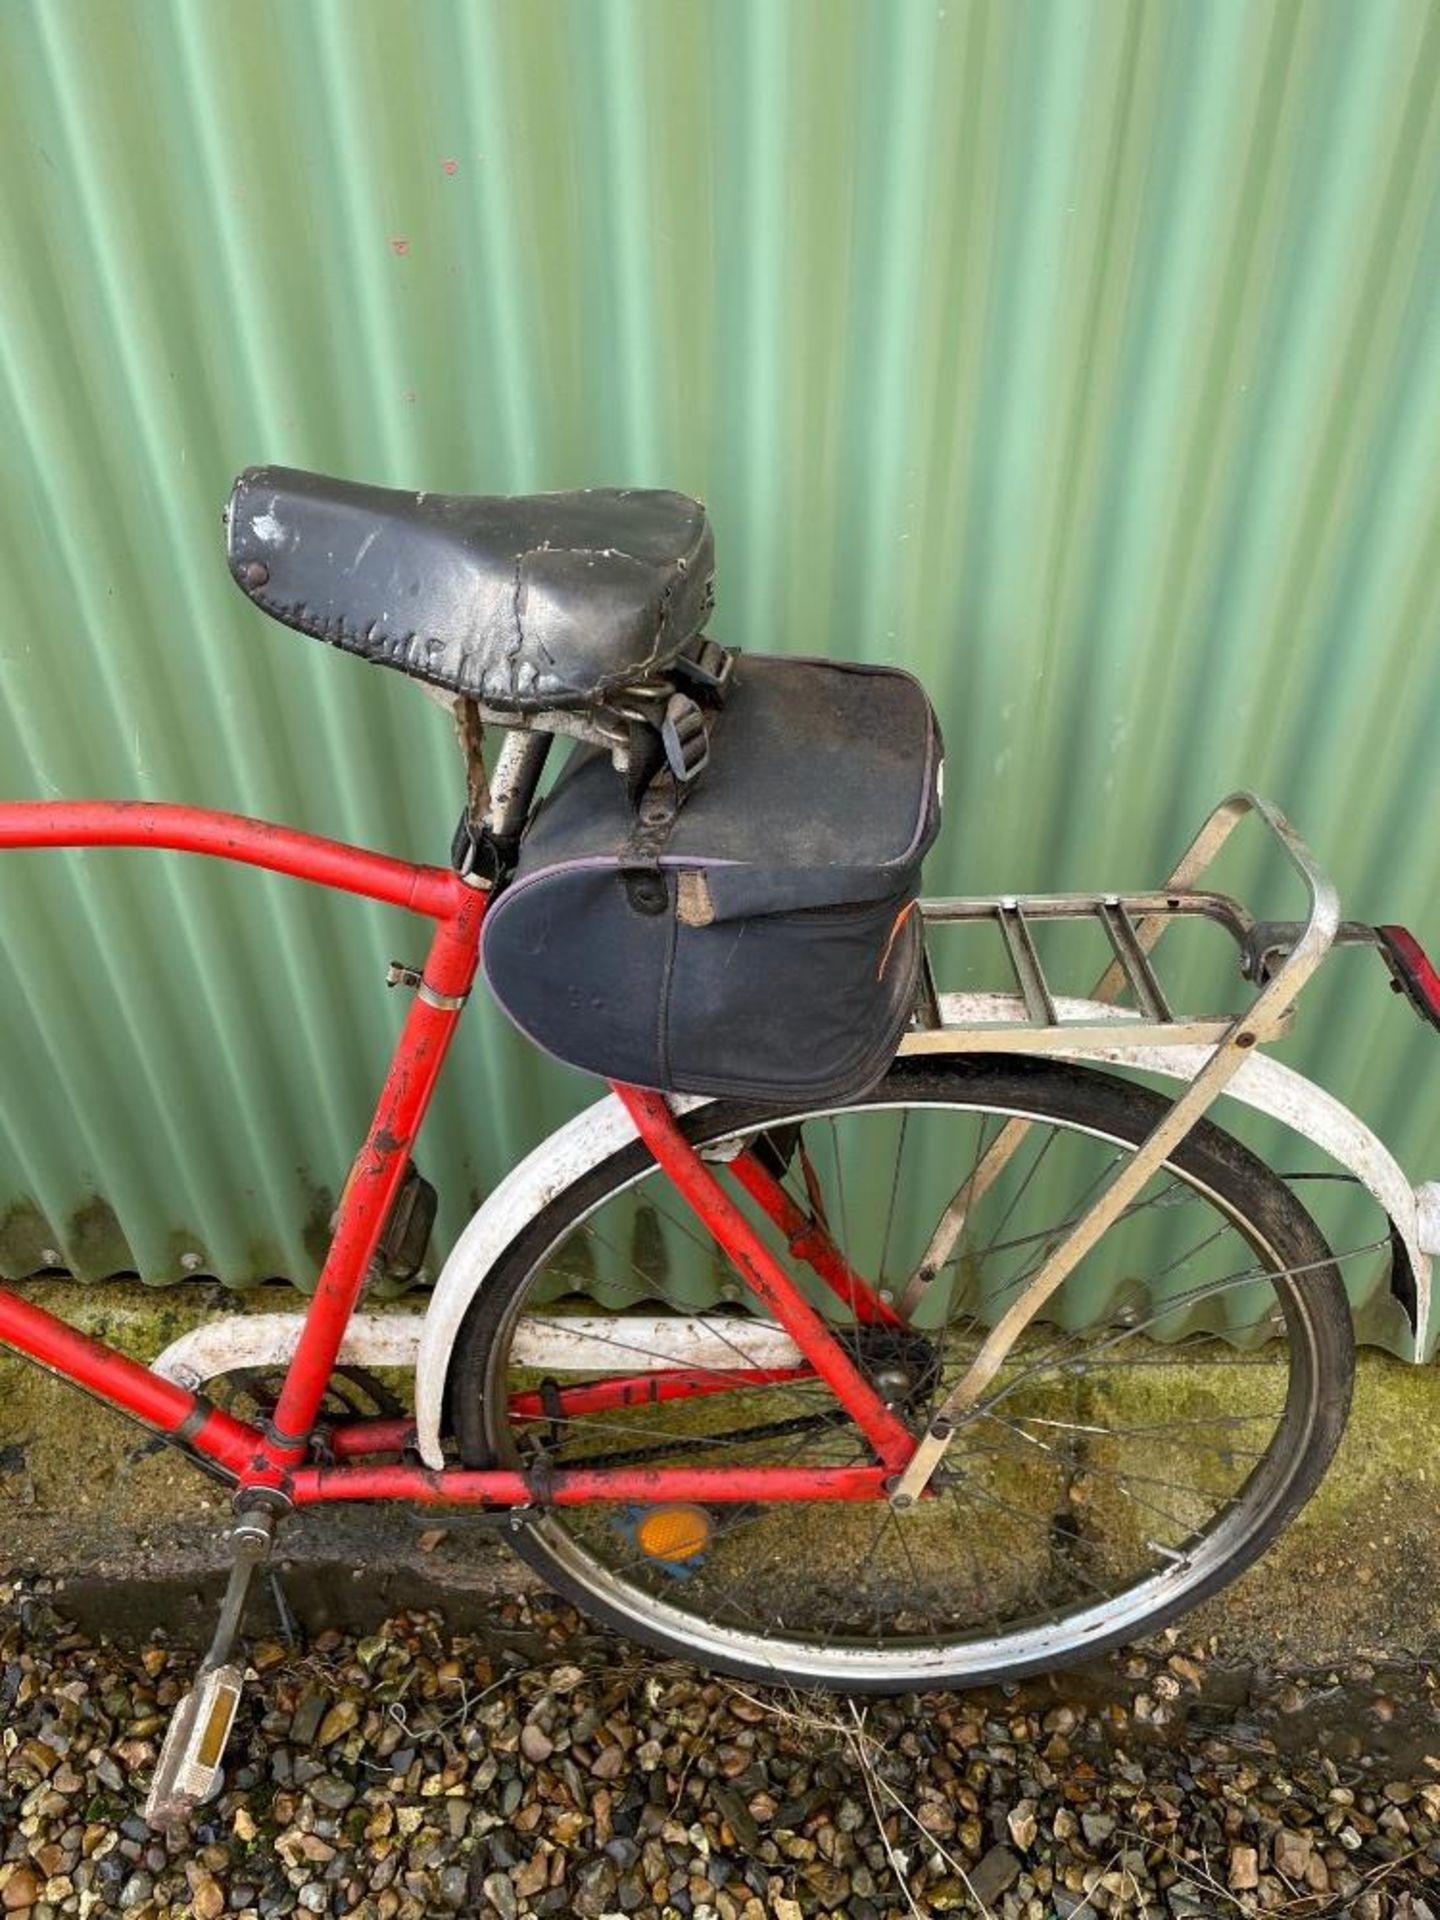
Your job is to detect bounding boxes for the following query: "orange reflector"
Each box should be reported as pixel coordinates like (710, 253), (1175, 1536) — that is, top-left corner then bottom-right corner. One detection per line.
(635, 1503), (712, 1563)
(197, 1680), (241, 1770)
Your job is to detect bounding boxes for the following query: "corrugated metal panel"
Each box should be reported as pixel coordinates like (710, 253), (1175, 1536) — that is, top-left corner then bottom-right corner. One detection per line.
(0, 1), (1436, 1350)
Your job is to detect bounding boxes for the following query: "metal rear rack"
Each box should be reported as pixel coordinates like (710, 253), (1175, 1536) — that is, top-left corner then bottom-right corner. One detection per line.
(905, 792), (1337, 1055)
(889, 792), (1343, 1505)
(905, 886), (1270, 1052)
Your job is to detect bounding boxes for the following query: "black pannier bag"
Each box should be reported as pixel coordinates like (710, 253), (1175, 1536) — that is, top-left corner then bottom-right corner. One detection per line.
(481, 654), (943, 1103)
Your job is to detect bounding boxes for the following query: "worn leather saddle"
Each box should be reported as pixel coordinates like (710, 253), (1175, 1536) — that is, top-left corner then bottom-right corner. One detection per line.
(226, 466), (715, 714)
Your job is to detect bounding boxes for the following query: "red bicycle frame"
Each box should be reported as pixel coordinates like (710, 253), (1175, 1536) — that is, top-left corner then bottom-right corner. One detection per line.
(0, 800), (915, 1509)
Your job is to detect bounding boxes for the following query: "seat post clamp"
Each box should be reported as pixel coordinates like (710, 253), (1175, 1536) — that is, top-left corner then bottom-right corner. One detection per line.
(450, 812), (523, 890)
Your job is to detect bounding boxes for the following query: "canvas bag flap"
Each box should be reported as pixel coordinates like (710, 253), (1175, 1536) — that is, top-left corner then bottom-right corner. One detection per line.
(512, 654), (942, 913)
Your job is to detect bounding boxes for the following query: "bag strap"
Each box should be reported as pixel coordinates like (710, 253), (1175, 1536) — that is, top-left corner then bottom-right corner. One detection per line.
(618, 638), (735, 914)
(619, 779), (684, 914)
(673, 634), (735, 705)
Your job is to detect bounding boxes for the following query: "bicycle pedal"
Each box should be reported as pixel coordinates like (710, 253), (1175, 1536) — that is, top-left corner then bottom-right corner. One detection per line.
(143, 1661), (244, 1830)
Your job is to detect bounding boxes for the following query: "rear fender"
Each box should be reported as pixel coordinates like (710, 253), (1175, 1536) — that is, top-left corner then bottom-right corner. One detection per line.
(412, 1019), (1432, 1468)
(907, 994), (1432, 1360)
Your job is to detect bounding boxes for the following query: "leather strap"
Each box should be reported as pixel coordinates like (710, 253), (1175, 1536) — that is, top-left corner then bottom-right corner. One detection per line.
(619, 775), (685, 914)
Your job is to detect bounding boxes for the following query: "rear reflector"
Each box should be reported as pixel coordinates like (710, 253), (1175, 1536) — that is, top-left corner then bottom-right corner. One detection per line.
(634, 1503), (713, 1564)
(1377, 925), (1440, 1030)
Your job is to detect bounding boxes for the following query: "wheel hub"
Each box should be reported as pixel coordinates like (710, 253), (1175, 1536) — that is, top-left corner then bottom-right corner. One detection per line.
(852, 1324), (942, 1413)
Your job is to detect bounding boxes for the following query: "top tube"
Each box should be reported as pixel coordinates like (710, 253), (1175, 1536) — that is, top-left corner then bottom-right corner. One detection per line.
(0, 799), (465, 920)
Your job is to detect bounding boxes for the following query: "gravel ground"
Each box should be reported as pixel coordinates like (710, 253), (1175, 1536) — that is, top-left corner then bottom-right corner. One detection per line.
(2, 1581), (1439, 1919)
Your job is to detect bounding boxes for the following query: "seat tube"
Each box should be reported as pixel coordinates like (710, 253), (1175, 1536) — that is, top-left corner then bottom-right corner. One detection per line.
(261, 888), (486, 1467)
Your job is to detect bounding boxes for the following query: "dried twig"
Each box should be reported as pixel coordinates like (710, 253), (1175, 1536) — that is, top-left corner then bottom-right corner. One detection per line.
(844, 1702), (926, 1920)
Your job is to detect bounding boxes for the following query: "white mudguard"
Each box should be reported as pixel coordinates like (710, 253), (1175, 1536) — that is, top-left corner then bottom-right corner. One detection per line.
(411, 1093), (707, 1466)
(1050, 1041), (1430, 1356)
(409, 1015), (1432, 1469)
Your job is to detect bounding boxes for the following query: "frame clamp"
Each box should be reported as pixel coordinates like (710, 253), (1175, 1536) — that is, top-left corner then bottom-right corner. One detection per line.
(386, 957), (468, 1013)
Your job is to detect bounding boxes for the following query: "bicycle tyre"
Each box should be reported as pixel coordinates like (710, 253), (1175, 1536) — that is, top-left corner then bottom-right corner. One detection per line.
(450, 1056), (1355, 1691)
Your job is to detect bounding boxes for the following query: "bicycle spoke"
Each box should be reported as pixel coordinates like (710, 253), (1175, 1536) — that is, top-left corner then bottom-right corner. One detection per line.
(963, 1416), (1240, 1529)
(470, 1075), (1352, 1679)
(976, 1241), (1370, 1418)
(570, 1228), (833, 1416)
(876, 1110), (910, 1288)
(934, 1475), (1120, 1603)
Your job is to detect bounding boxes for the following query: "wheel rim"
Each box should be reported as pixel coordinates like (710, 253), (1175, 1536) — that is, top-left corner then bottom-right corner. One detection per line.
(473, 1089), (1332, 1685)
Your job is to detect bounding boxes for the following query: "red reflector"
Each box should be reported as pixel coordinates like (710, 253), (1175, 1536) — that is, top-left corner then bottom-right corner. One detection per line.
(1377, 925), (1440, 1028)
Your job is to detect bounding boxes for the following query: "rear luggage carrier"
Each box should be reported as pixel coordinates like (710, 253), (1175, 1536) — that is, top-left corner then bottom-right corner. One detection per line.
(889, 791), (1440, 1501)
(906, 792), (1440, 1053)
(209, 792), (1440, 1480)
(906, 792), (1333, 1056)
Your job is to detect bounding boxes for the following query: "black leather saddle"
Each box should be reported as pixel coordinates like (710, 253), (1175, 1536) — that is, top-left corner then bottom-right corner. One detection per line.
(226, 466), (715, 713)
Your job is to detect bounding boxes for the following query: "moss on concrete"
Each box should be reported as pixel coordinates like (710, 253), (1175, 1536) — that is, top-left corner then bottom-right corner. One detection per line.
(0, 1281), (1435, 1662)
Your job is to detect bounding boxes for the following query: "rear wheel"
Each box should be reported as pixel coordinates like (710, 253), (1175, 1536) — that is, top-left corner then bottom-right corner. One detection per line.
(450, 1057), (1354, 1690)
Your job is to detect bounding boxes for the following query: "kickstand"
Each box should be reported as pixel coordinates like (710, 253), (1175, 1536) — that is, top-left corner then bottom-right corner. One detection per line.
(268, 1568), (301, 1650)
(144, 1501), (278, 1830)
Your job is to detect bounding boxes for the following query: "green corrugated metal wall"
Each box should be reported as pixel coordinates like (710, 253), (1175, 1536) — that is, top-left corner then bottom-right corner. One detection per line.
(0, 1), (1436, 1348)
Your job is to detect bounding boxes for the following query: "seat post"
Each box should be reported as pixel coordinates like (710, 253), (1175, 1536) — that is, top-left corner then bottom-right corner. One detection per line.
(486, 730), (553, 840)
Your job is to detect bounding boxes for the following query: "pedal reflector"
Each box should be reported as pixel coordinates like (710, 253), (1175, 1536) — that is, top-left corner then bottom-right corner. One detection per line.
(635, 1503), (712, 1565)
(144, 1663), (243, 1829)
(197, 1676), (241, 1770)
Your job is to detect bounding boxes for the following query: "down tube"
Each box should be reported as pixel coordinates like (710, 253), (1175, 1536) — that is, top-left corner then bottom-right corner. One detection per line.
(0, 1284), (257, 1474)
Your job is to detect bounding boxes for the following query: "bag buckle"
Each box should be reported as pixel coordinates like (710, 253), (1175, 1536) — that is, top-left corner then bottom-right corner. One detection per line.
(660, 692), (710, 784)
(674, 637), (735, 705)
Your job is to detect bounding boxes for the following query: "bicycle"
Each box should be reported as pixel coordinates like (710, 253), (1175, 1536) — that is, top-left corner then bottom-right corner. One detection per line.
(1, 466), (1436, 1828)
